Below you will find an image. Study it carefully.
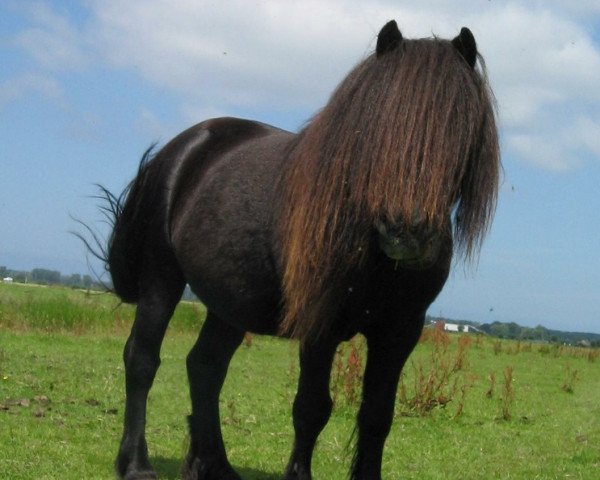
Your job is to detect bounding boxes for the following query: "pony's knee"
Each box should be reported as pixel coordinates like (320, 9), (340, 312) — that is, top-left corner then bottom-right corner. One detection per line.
(186, 347), (209, 373)
(123, 341), (161, 388)
(357, 405), (393, 440)
(185, 347), (223, 387)
(293, 392), (333, 432)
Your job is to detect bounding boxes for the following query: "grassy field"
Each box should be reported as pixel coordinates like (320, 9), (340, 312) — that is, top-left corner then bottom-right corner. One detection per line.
(1, 282), (599, 479)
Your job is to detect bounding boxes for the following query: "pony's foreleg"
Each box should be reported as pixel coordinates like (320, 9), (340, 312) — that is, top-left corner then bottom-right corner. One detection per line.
(284, 339), (338, 480)
(351, 319), (424, 480)
(116, 283), (184, 480)
(183, 312), (245, 480)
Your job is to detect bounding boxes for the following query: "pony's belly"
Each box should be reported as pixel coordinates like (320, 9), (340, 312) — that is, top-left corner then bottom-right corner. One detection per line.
(187, 269), (282, 334)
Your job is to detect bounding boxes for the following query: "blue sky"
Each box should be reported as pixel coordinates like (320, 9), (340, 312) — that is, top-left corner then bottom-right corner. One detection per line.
(1, 1), (599, 334)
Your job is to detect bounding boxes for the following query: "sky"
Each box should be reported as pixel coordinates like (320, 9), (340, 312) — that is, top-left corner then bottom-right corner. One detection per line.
(1, 1), (599, 334)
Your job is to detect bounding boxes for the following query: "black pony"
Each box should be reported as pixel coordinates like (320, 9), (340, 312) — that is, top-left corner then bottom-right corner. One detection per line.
(102, 21), (499, 480)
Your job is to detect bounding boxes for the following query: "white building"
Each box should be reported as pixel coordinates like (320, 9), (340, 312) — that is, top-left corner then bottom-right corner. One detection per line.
(3, 277), (13, 283)
(443, 323), (470, 333)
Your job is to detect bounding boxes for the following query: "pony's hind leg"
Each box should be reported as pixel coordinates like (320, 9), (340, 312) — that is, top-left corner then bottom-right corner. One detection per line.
(183, 312), (245, 480)
(116, 278), (185, 480)
(284, 339), (338, 480)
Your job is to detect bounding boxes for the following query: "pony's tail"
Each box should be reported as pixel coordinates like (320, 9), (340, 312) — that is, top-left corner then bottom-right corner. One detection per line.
(104, 146), (158, 304)
(74, 146), (158, 303)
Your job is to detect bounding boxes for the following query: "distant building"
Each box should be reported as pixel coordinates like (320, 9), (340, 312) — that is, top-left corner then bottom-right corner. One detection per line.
(3, 277), (13, 283)
(443, 323), (470, 333)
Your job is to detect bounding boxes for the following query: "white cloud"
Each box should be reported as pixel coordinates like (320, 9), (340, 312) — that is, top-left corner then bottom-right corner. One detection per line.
(542, 1), (600, 17)
(11, 0), (600, 171)
(13, 1), (90, 70)
(0, 73), (63, 107)
(87, 0), (379, 110)
(568, 116), (600, 157)
(506, 134), (577, 172)
(87, 1), (600, 170)
(134, 108), (170, 140)
(504, 111), (600, 171)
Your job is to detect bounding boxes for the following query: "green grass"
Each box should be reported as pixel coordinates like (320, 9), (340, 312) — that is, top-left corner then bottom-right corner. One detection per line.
(1, 282), (599, 479)
(0, 282), (205, 333)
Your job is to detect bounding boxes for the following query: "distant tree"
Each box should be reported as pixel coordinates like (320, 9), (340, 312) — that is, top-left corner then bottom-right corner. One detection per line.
(461, 320), (598, 345)
(12, 271), (27, 282)
(0, 266), (7, 278)
(533, 325), (547, 342)
(63, 273), (83, 288)
(82, 275), (93, 288)
(31, 268), (61, 284)
(488, 322), (509, 339)
(520, 327), (534, 340)
(506, 322), (521, 339)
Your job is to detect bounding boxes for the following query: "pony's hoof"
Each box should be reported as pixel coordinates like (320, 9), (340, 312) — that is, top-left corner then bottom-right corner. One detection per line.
(182, 456), (242, 480)
(283, 462), (312, 480)
(116, 444), (156, 480)
(123, 470), (157, 480)
(117, 461), (157, 480)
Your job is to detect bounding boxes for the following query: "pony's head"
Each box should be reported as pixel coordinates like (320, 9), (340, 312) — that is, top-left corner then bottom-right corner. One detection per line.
(280, 21), (500, 341)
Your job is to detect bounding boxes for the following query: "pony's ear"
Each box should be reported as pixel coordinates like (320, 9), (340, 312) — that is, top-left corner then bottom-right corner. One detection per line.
(452, 27), (477, 68)
(376, 20), (403, 57)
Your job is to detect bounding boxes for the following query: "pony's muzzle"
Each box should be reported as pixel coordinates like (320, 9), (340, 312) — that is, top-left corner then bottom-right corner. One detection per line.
(375, 219), (442, 268)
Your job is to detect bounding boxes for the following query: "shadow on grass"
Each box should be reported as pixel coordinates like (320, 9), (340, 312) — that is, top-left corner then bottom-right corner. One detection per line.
(235, 467), (281, 480)
(153, 457), (181, 479)
(153, 456), (281, 480)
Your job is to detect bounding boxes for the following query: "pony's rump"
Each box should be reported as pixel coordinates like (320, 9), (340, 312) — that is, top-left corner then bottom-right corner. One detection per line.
(105, 118), (278, 304)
